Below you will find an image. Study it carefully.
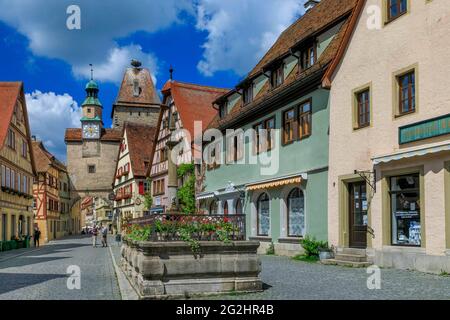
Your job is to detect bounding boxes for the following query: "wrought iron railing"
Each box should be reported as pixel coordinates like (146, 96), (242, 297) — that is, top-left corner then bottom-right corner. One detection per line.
(128, 214), (246, 241)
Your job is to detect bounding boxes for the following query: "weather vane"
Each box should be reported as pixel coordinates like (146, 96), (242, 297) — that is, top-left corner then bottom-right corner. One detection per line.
(89, 63), (94, 80)
(169, 65), (174, 81)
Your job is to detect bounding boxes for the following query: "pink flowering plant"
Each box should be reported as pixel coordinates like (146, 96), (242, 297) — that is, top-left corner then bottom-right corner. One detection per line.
(125, 215), (239, 254)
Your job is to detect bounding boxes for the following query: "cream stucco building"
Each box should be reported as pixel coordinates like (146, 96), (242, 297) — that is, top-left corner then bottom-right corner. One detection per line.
(326, 0), (450, 273)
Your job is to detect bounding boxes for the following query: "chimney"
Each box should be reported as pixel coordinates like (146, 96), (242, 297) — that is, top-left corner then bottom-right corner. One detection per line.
(304, 0), (320, 12)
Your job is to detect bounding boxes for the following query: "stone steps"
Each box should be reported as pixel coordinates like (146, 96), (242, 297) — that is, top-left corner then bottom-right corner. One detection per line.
(321, 259), (371, 268)
(334, 253), (367, 263)
(321, 247), (371, 268)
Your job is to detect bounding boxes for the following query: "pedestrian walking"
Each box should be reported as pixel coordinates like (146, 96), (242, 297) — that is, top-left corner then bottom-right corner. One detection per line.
(101, 226), (108, 247)
(33, 226), (41, 247)
(92, 226), (98, 247)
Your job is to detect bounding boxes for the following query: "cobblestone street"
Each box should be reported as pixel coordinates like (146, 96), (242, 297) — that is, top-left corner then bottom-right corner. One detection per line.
(0, 236), (120, 300)
(203, 255), (450, 300)
(1, 236), (450, 300)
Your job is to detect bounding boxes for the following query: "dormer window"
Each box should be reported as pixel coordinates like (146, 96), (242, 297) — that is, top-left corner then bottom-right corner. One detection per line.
(271, 64), (284, 89)
(243, 85), (253, 105)
(219, 103), (227, 119)
(300, 42), (316, 71)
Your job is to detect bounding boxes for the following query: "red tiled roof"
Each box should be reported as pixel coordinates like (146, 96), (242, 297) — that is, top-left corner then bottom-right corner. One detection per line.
(209, 0), (358, 130)
(162, 81), (229, 138)
(65, 128), (122, 142)
(248, 0), (358, 79)
(32, 141), (67, 173)
(125, 123), (158, 177)
(115, 67), (161, 106)
(0, 82), (37, 175)
(0, 82), (21, 147)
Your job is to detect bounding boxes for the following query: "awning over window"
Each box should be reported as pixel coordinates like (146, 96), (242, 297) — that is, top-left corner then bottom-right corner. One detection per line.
(246, 174), (305, 191)
(372, 142), (450, 165)
(196, 192), (215, 201)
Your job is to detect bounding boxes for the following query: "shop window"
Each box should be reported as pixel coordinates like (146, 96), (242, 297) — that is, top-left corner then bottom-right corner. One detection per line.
(223, 201), (229, 216)
(210, 201), (218, 215)
(2, 214), (7, 242)
(390, 174), (421, 246)
(11, 215), (16, 238)
(257, 193), (270, 236)
(287, 188), (305, 237)
(235, 199), (243, 215)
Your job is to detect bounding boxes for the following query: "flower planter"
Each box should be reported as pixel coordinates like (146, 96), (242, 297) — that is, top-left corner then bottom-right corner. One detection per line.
(121, 238), (262, 299)
(319, 250), (334, 261)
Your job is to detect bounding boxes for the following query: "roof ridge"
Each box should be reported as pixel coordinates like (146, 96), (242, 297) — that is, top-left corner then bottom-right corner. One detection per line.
(170, 80), (229, 92)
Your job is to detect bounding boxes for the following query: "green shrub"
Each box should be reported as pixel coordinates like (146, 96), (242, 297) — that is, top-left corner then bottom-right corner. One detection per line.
(266, 242), (275, 255)
(300, 235), (328, 258)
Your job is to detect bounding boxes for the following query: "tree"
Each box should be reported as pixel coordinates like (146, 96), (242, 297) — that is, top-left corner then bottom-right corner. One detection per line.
(177, 163), (196, 214)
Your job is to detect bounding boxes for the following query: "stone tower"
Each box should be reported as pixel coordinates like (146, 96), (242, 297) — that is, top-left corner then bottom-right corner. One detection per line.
(111, 60), (161, 130)
(65, 79), (122, 201)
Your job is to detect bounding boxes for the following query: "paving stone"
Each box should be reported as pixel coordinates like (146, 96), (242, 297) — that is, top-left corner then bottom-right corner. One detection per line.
(0, 235), (121, 300)
(200, 255), (450, 300)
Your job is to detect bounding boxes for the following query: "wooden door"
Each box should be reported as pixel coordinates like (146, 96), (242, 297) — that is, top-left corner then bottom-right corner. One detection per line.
(349, 182), (368, 248)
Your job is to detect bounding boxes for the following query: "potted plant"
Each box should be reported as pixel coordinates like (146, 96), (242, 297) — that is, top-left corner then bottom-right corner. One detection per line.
(318, 244), (335, 261)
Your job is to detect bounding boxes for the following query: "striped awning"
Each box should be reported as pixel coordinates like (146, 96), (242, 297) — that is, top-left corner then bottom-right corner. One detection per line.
(196, 192), (215, 200)
(246, 176), (303, 191)
(372, 142), (450, 165)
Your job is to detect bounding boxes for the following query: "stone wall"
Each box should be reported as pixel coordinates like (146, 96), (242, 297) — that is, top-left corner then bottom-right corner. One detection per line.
(121, 239), (262, 299)
(66, 141), (119, 197)
(113, 106), (160, 130)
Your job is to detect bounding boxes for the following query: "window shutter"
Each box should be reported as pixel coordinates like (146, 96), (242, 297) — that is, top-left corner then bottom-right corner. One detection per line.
(139, 181), (144, 195)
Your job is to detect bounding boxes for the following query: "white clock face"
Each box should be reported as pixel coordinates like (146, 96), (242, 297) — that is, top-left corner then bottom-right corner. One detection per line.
(83, 124), (100, 139)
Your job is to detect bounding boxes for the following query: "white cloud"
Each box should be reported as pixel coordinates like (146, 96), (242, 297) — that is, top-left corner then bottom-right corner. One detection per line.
(26, 91), (81, 162)
(73, 44), (159, 85)
(0, 0), (193, 83)
(195, 0), (306, 76)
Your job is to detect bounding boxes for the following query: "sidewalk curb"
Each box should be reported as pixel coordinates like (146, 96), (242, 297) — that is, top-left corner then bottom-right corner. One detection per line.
(108, 244), (139, 300)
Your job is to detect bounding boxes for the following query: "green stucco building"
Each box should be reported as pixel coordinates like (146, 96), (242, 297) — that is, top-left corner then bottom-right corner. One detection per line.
(197, 0), (358, 255)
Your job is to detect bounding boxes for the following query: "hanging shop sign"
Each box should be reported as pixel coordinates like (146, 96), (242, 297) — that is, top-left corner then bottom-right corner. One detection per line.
(399, 113), (450, 144)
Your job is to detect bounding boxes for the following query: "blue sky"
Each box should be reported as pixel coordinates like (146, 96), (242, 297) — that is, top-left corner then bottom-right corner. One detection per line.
(0, 0), (306, 161)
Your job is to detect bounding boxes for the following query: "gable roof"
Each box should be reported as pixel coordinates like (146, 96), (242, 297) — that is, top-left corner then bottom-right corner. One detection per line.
(208, 3), (355, 130)
(322, 0), (366, 88)
(0, 82), (22, 147)
(161, 81), (229, 138)
(65, 128), (122, 143)
(247, 0), (358, 79)
(124, 122), (158, 178)
(0, 82), (37, 175)
(114, 66), (161, 106)
(32, 140), (67, 173)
